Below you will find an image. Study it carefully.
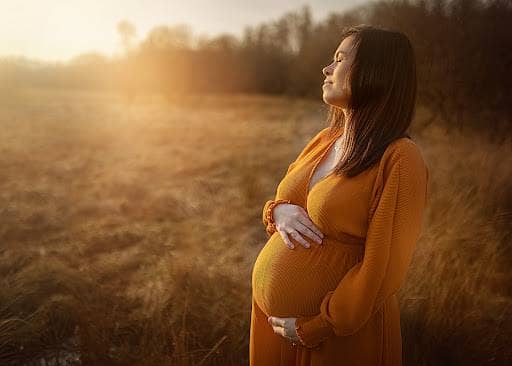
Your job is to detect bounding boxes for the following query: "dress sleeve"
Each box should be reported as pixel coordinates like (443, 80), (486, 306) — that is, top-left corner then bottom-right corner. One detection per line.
(262, 127), (330, 235)
(294, 144), (429, 348)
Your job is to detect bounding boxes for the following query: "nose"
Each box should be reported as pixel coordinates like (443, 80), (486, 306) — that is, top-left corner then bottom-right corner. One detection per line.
(322, 63), (333, 77)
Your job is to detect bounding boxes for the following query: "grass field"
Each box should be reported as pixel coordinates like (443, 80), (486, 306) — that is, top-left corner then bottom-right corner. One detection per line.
(0, 88), (510, 365)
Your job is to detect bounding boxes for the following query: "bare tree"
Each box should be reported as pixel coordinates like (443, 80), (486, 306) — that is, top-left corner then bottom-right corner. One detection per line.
(117, 20), (137, 53)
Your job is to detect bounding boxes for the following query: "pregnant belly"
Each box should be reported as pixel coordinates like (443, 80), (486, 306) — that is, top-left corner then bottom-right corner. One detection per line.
(252, 232), (364, 318)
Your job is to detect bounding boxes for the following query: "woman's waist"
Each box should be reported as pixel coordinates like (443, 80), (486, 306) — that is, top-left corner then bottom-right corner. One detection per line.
(284, 231), (366, 256)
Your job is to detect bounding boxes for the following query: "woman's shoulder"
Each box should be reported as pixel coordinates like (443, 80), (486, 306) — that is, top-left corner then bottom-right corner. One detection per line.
(368, 137), (429, 214)
(311, 126), (332, 142)
(377, 137), (429, 182)
(386, 137), (426, 166)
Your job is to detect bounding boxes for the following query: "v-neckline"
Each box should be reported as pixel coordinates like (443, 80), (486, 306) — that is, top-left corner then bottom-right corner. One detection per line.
(305, 131), (340, 197)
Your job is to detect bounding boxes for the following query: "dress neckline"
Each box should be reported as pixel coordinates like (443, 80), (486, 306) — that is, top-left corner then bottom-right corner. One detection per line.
(304, 128), (344, 211)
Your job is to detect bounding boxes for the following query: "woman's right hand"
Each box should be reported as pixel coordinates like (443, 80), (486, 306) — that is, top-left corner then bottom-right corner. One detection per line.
(272, 203), (325, 249)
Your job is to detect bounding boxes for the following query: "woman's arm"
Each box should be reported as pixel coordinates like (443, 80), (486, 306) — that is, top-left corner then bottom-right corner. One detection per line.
(294, 143), (429, 348)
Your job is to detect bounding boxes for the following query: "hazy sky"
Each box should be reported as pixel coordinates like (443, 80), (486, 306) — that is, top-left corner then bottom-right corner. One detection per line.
(0, 0), (369, 63)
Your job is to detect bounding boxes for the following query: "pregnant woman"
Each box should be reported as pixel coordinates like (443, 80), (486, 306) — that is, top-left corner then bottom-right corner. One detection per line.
(250, 25), (430, 365)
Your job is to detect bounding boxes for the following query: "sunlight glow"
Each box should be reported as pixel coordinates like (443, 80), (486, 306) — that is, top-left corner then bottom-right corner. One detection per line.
(0, 0), (366, 62)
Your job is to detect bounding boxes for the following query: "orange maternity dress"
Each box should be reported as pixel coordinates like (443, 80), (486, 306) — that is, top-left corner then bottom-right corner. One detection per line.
(250, 126), (429, 366)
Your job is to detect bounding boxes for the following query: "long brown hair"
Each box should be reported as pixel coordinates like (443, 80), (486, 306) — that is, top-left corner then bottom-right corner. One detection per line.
(325, 24), (416, 178)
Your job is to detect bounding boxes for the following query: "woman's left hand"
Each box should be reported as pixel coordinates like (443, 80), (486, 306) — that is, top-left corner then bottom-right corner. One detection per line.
(268, 316), (301, 345)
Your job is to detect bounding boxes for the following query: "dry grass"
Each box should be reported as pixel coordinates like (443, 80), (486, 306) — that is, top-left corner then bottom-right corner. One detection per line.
(0, 88), (510, 365)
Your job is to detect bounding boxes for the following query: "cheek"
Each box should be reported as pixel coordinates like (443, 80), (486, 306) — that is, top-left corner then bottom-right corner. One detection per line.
(333, 68), (348, 87)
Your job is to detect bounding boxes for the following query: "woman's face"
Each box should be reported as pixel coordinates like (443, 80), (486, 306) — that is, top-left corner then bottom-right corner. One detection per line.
(322, 35), (357, 108)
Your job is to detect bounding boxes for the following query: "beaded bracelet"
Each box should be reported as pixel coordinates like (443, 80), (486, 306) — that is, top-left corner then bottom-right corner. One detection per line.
(264, 199), (291, 234)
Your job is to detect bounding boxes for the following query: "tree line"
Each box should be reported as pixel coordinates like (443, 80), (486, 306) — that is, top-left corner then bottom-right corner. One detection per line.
(1, 0), (511, 138)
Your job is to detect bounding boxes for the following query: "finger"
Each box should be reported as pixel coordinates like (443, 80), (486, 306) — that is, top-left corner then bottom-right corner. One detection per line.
(277, 228), (295, 249)
(272, 325), (286, 338)
(269, 316), (286, 328)
(295, 209), (324, 238)
(279, 327), (287, 338)
(296, 221), (323, 244)
(270, 318), (284, 334)
(297, 215), (325, 241)
(273, 317), (286, 327)
(269, 318), (290, 339)
(289, 231), (312, 249)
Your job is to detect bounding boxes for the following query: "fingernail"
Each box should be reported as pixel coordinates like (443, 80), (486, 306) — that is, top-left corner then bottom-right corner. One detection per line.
(305, 244), (310, 248)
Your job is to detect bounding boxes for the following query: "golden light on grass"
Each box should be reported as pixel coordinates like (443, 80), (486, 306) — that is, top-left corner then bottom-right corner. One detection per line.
(0, 87), (510, 364)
